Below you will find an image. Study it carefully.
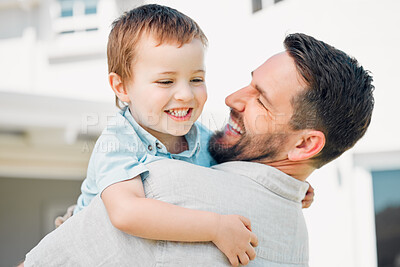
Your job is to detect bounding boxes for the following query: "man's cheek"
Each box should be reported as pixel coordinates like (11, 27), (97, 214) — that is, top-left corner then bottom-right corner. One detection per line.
(252, 112), (290, 135)
(274, 113), (290, 134)
(251, 114), (267, 135)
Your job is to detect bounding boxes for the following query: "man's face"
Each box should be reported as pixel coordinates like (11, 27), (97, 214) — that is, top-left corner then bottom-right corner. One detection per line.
(209, 52), (307, 164)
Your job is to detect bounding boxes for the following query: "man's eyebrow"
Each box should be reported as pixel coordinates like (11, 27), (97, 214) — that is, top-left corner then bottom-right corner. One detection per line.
(251, 71), (273, 108)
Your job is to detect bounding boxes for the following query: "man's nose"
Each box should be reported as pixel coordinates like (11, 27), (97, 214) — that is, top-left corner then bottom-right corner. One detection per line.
(225, 86), (249, 112)
(174, 83), (195, 102)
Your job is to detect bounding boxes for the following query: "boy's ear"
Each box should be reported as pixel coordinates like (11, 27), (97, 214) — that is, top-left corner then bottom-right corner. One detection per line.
(288, 130), (325, 161)
(109, 72), (130, 103)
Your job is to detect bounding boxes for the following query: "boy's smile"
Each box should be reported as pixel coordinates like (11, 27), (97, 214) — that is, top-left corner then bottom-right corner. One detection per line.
(111, 34), (207, 148)
(165, 108), (193, 121)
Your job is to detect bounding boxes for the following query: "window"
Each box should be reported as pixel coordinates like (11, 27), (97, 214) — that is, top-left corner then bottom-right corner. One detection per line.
(252, 0), (285, 13)
(84, 0), (98, 15)
(60, 0), (73, 17)
(252, 0), (262, 13)
(372, 169), (400, 267)
(53, 0), (99, 35)
(59, 0), (98, 17)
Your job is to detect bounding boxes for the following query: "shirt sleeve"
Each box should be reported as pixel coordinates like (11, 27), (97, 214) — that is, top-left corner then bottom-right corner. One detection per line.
(93, 132), (149, 194)
(74, 126), (150, 214)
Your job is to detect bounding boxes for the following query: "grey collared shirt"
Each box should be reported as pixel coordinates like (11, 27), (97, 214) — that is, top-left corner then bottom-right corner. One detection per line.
(25, 159), (309, 266)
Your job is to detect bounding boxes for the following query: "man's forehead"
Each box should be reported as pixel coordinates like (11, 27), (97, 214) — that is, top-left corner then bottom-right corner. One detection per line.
(251, 51), (307, 115)
(255, 51), (291, 72)
(253, 52), (306, 91)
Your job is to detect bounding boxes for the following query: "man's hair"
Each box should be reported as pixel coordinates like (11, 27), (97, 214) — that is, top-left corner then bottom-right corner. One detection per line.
(284, 33), (374, 168)
(107, 4), (208, 108)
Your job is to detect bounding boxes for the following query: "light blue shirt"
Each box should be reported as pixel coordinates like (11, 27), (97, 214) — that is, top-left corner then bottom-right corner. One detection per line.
(74, 106), (215, 214)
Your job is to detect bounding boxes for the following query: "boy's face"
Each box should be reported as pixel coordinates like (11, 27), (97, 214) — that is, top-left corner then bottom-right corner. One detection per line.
(124, 35), (207, 139)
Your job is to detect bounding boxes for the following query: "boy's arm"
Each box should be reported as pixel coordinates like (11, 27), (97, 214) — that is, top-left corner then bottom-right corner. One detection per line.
(102, 176), (258, 266)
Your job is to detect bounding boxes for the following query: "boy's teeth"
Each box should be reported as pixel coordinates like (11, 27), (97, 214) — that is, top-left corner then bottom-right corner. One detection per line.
(228, 117), (244, 134)
(167, 108), (190, 117)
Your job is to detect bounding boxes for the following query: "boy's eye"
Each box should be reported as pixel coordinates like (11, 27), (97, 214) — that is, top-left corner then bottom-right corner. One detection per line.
(156, 80), (173, 85)
(191, 78), (204, 83)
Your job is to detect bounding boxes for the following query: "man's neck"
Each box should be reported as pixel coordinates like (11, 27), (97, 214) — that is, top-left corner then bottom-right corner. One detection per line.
(262, 159), (315, 182)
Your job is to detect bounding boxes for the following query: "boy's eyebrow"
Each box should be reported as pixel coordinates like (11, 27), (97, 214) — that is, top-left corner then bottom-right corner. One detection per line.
(158, 71), (177, 75)
(193, 69), (205, 73)
(251, 71), (273, 108)
(158, 70), (205, 75)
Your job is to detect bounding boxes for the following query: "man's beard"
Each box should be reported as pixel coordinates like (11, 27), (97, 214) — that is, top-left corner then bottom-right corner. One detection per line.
(208, 130), (288, 164)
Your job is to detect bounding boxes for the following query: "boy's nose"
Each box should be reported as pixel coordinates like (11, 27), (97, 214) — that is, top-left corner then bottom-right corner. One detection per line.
(225, 86), (249, 112)
(174, 84), (195, 102)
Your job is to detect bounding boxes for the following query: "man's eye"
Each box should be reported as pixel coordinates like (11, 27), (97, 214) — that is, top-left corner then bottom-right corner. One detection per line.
(257, 98), (267, 110)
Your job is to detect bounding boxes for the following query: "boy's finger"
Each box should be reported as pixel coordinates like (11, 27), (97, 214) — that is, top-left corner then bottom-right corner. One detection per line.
(246, 245), (256, 260)
(302, 200), (312, 209)
(229, 256), (239, 267)
(302, 185), (315, 208)
(250, 231), (258, 247)
(239, 215), (252, 231)
(238, 253), (250, 265)
(305, 190), (314, 200)
(306, 182), (315, 193)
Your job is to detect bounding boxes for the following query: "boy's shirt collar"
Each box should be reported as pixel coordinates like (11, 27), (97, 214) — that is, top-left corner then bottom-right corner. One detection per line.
(120, 106), (200, 158)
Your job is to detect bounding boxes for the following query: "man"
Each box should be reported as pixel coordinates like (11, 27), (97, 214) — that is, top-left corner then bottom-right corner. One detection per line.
(22, 33), (374, 266)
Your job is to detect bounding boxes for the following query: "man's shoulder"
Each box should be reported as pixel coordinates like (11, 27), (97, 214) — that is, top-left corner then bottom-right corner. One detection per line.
(211, 161), (281, 182)
(144, 160), (271, 184)
(211, 161), (273, 173)
(143, 160), (309, 266)
(146, 158), (215, 178)
(212, 161), (309, 202)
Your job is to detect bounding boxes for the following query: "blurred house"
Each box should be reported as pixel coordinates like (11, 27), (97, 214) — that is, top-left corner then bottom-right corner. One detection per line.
(0, 0), (399, 266)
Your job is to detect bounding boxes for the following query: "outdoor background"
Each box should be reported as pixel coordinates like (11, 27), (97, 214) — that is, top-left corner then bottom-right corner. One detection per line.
(0, 0), (399, 266)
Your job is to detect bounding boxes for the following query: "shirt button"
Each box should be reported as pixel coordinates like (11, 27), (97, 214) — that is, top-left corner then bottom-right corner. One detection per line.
(148, 145), (153, 151)
(156, 142), (162, 149)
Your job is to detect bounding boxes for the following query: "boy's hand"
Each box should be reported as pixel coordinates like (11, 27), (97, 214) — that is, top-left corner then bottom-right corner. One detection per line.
(302, 182), (314, 209)
(212, 214), (258, 266)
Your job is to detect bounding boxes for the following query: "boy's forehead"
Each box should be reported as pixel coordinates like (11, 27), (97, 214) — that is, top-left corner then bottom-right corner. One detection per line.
(131, 33), (205, 70)
(138, 32), (195, 48)
(135, 33), (205, 57)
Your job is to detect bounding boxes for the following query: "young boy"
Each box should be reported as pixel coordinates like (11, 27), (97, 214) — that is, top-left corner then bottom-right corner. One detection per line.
(73, 4), (257, 266)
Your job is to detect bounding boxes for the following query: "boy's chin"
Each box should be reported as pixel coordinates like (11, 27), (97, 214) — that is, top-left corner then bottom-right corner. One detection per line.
(166, 128), (191, 137)
(165, 122), (194, 137)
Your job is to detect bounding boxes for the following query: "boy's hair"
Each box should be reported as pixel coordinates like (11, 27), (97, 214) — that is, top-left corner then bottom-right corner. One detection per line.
(107, 4), (208, 108)
(284, 33), (374, 168)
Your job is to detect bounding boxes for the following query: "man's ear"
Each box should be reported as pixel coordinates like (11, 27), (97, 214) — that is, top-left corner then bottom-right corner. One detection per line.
(109, 72), (130, 103)
(288, 130), (325, 161)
